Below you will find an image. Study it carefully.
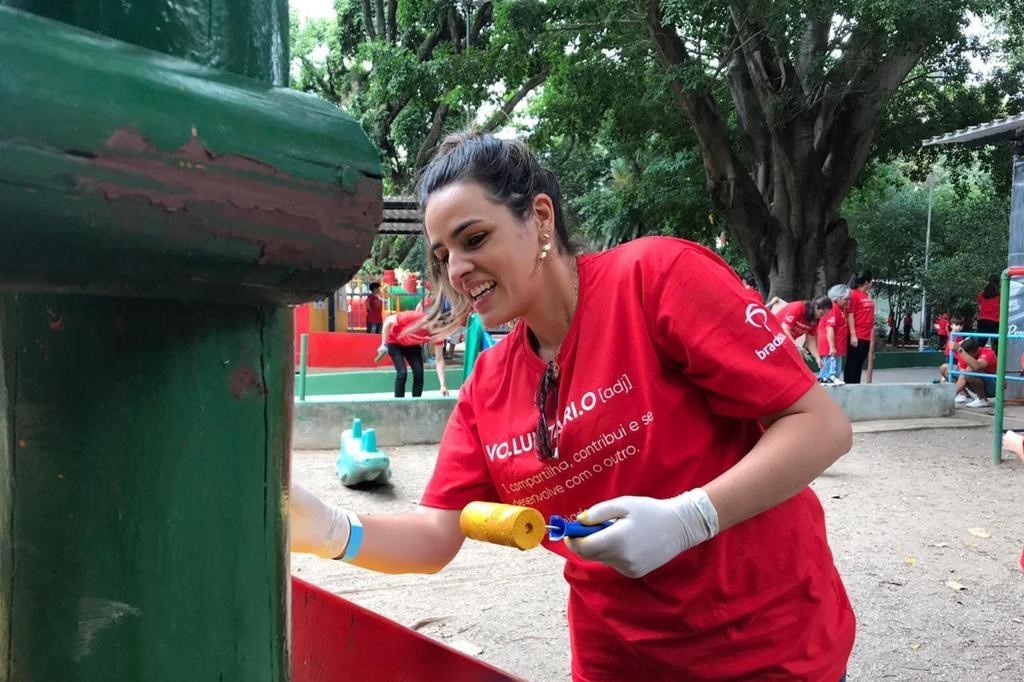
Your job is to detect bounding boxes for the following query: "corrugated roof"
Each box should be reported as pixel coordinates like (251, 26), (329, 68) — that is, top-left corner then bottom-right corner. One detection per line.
(921, 112), (1024, 147)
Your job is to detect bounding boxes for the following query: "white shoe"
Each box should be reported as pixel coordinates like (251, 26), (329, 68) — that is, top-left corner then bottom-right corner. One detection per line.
(954, 394), (969, 404)
(966, 398), (991, 408)
(965, 388), (979, 400)
(827, 375), (845, 385)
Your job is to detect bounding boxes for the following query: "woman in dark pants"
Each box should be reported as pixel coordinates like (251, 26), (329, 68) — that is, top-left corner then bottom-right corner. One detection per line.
(977, 274), (1001, 352)
(378, 310), (448, 397)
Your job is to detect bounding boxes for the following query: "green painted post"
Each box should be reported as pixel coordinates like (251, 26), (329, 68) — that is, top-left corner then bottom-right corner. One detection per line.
(993, 270), (1011, 464)
(0, 2), (381, 680)
(299, 333), (310, 402)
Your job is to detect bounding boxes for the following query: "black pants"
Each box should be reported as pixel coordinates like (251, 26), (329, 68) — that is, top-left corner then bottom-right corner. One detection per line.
(977, 319), (999, 352)
(844, 341), (871, 383)
(387, 343), (424, 397)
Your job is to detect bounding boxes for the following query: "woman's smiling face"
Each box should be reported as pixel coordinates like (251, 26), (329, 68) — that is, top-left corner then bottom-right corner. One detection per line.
(424, 181), (551, 328)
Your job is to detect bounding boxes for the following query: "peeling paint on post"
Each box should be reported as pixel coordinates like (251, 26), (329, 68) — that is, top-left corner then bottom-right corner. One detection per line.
(0, 2), (381, 680)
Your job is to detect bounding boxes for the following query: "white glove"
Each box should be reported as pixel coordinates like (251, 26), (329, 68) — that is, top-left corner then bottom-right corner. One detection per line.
(289, 483), (353, 559)
(565, 489), (720, 578)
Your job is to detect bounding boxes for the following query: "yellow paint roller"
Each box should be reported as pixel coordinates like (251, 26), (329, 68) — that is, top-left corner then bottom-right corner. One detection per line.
(459, 502), (547, 551)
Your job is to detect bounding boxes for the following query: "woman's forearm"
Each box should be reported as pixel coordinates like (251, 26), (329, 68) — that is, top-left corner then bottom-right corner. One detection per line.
(702, 384), (851, 531)
(351, 507), (464, 574)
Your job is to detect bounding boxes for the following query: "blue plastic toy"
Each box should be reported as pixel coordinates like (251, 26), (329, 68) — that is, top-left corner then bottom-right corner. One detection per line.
(336, 418), (391, 487)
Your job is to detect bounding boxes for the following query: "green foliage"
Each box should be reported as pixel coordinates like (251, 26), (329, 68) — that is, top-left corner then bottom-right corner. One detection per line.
(289, 1), (1019, 287)
(845, 161), (1009, 320)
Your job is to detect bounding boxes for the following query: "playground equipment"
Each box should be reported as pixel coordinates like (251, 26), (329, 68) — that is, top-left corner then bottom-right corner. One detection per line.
(992, 267), (1024, 463)
(0, 4), (526, 681)
(463, 313), (498, 380)
(337, 418), (392, 486)
(946, 267), (1024, 463)
(291, 576), (524, 682)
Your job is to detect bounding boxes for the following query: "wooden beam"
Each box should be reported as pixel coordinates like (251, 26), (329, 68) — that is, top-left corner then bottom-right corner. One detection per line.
(0, 6), (383, 305)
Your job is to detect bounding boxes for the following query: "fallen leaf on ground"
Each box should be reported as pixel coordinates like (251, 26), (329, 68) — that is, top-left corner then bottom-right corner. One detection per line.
(967, 528), (991, 538)
(448, 639), (484, 656)
(945, 580), (967, 591)
(904, 556), (917, 565)
(932, 542), (949, 548)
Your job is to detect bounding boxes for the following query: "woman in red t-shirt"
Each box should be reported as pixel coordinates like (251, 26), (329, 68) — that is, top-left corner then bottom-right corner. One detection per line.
(844, 271), (875, 384)
(774, 296), (833, 366)
(378, 310), (448, 398)
(977, 274), (1001, 352)
(289, 133), (854, 681)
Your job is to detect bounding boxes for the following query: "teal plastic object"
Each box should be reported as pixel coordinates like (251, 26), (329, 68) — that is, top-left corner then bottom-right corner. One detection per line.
(336, 418), (391, 487)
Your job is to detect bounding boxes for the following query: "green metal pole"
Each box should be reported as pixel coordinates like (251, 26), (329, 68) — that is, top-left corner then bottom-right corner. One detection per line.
(0, 2), (379, 680)
(993, 270), (1011, 464)
(299, 333), (310, 401)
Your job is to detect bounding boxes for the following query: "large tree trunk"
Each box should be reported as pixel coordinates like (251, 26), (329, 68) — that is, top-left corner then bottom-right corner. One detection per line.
(645, 1), (922, 301)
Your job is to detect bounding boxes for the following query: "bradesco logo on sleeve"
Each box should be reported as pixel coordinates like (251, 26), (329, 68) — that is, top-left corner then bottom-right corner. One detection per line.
(745, 303), (786, 360)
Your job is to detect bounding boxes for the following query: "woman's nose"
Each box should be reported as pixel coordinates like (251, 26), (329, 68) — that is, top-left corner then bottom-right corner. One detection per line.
(447, 250), (472, 286)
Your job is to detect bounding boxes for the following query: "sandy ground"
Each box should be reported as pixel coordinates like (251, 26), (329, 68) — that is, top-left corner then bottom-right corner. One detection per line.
(291, 423), (1024, 682)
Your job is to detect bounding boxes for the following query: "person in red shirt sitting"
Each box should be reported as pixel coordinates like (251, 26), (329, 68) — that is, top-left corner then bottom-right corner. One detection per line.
(290, 132), (854, 681)
(774, 295), (833, 368)
(365, 282), (384, 334)
(378, 310), (448, 398)
(977, 274), (1001, 352)
(936, 316), (966, 386)
(949, 336), (996, 407)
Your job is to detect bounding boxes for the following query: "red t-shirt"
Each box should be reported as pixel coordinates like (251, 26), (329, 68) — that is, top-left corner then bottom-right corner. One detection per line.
(965, 346), (997, 372)
(386, 311), (431, 346)
(978, 292), (1000, 322)
(422, 238), (854, 681)
(817, 302), (849, 357)
(946, 340), (969, 369)
(776, 300), (818, 338)
(935, 316), (950, 336)
(366, 293), (384, 325)
(848, 289), (875, 340)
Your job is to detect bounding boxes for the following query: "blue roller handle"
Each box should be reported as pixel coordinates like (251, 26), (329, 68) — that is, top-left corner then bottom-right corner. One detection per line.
(547, 515), (614, 541)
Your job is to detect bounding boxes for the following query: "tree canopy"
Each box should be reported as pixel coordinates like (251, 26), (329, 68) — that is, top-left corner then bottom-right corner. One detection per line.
(290, 0), (1021, 297)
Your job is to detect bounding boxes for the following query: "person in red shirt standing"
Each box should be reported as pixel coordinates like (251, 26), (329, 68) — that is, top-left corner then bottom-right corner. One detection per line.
(977, 274), (1001, 352)
(818, 285), (850, 385)
(775, 296), (833, 367)
(844, 272), (875, 384)
(290, 132), (854, 681)
(378, 310), (448, 398)
(934, 312), (950, 349)
(365, 282), (384, 334)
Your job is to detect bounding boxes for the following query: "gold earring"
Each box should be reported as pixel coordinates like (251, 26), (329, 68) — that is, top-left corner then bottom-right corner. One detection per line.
(538, 233), (552, 261)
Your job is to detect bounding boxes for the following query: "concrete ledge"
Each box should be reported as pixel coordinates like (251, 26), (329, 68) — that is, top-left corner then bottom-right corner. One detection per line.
(292, 383), (957, 449)
(293, 395), (457, 449)
(825, 382), (955, 421)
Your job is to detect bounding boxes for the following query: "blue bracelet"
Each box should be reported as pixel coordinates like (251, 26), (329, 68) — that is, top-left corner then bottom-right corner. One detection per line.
(342, 512), (363, 562)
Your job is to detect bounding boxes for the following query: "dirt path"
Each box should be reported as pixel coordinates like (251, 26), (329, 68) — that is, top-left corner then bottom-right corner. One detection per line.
(292, 425), (1024, 681)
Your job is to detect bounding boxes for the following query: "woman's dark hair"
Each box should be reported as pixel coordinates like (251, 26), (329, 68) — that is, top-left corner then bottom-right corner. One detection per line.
(808, 295), (833, 322)
(741, 272), (757, 288)
(961, 337), (980, 353)
(982, 274), (999, 299)
(413, 131), (575, 336)
(369, 282), (381, 293)
(848, 271), (873, 289)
